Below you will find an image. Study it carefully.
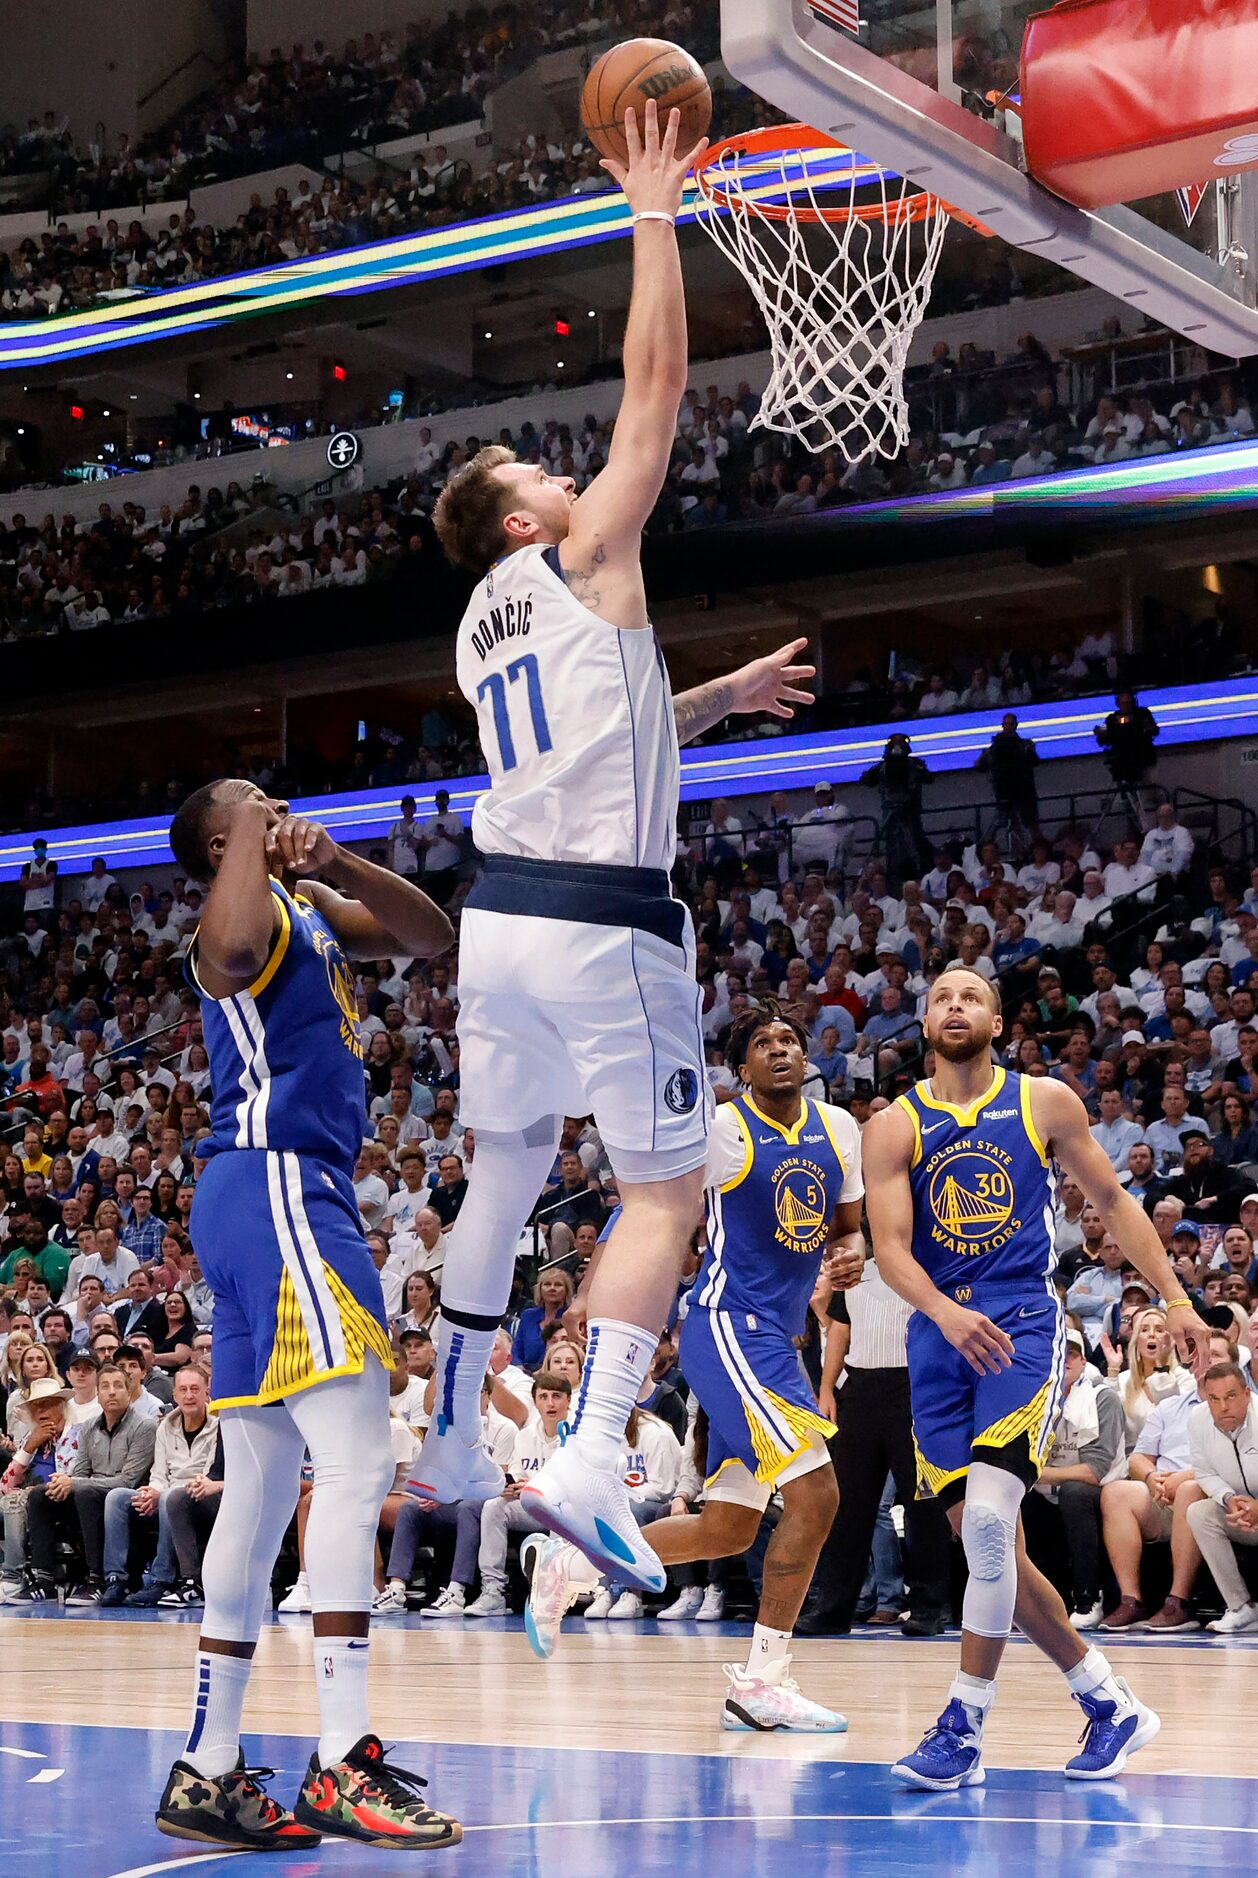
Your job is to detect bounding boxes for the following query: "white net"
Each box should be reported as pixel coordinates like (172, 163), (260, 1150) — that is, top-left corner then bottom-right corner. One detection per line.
(692, 133), (950, 458)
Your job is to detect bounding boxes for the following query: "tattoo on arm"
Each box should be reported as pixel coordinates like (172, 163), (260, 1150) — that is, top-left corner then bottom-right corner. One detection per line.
(565, 540), (606, 610)
(673, 679), (736, 746)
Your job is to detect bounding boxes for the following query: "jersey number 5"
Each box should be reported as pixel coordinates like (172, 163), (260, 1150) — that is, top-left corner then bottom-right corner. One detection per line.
(477, 654), (553, 773)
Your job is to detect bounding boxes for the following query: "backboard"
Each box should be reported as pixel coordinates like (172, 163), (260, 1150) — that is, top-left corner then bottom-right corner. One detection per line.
(720, 0), (1258, 356)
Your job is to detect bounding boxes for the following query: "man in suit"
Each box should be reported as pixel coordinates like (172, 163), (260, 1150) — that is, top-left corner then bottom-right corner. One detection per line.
(112, 1267), (167, 1344)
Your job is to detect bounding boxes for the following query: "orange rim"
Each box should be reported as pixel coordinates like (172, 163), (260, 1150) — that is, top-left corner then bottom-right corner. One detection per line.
(694, 122), (991, 235)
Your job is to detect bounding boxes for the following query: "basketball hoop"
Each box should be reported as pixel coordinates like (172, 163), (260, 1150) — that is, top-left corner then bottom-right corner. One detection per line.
(692, 124), (957, 458)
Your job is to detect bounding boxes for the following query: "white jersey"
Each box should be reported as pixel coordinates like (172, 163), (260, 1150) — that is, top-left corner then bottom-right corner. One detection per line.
(456, 543), (678, 872)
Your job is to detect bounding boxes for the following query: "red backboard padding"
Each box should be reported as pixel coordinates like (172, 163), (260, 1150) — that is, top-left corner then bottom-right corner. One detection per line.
(1021, 0), (1258, 209)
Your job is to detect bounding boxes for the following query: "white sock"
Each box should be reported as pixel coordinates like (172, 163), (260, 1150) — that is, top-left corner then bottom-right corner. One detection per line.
(567, 1319), (656, 1470)
(948, 1670), (996, 1731)
(314, 1636), (371, 1768)
(184, 1650), (252, 1777)
(1065, 1646), (1125, 1705)
(431, 1307), (500, 1444)
(744, 1623), (792, 1685)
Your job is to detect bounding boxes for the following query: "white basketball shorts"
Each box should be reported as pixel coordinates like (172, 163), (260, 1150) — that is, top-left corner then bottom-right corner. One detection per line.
(455, 855), (710, 1182)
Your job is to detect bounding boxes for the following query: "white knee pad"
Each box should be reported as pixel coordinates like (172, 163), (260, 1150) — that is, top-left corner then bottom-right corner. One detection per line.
(959, 1462), (1025, 1640)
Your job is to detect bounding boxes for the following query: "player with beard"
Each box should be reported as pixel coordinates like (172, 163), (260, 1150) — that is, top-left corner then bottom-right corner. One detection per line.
(862, 967), (1211, 1788)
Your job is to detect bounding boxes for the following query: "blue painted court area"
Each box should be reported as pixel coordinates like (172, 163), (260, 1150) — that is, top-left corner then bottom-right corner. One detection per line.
(3, 1716), (1257, 1878)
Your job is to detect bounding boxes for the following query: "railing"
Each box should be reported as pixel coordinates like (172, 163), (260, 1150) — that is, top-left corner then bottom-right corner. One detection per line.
(137, 48), (227, 113)
(1, 1015), (189, 1145)
(1172, 785), (1258, 871)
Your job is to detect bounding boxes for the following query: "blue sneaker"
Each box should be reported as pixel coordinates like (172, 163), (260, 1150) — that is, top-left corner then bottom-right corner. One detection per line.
(1065, 1678), (1160, 1780)
(891, 1698), (986, 1791)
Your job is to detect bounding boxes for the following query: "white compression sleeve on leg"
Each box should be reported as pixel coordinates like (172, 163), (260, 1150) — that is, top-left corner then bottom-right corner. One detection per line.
(432, 1118), (561, 1441)
(185, 1404), (307, 1776)
(287, 1363), (395, 1617)
(286, 1363), (395, 1767)
(959, 1461), (1026, 1641)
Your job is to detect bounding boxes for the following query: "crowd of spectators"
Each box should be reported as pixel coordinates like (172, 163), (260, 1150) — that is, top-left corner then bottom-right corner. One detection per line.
(0, 1), (742, 319)
(1, 765), (1257, 1624)
(8, 348), (1257, 667)
(1, 4), (723, 210)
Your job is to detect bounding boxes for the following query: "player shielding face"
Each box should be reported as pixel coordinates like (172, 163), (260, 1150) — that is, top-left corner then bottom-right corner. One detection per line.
(156, 779), (461, 1851)
(416, 102), (816, 1598)
(525, 1009), (864, 1732)
(864, 966), (1211, 1789)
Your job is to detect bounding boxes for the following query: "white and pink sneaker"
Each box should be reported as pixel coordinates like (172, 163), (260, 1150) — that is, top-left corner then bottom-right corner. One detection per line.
(720, 1661), (848, 1733)
(522, 1534), (602, 1660)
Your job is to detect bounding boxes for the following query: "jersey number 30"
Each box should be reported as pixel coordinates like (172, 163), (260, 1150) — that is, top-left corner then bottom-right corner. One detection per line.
(477, 654), (553, 772)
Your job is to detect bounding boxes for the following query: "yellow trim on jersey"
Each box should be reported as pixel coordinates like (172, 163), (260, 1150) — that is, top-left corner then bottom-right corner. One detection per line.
(739, 1386), (836, 1484)
(812, 1102), (849, 1183)
(915, 1067), (1007, 1129)
(913, 1438), (970, 1499)
(974, 1376), (1056, 1467)
(1020, 1073), (1051, 1168)
(719, 1104), (756, 1193)
(209, 1261), (394, 1412)
(895, 1091), (924, 1169)
(741, 1093), (811, 1146)
(246, 886), (293, 1000)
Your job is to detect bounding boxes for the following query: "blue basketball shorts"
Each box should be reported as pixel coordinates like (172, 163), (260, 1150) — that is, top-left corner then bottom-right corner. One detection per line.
(681, 1305), (836, 1510)
(191, 1149), (394, 1412)
(906, 1282), (1067, 1506)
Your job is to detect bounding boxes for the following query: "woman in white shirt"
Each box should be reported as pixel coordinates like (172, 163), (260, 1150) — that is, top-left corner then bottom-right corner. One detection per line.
(1106, 1308), (1195, 1449)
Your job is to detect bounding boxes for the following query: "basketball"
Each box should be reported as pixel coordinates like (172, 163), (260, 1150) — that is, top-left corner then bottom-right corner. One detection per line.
(580, 39), (712, 168)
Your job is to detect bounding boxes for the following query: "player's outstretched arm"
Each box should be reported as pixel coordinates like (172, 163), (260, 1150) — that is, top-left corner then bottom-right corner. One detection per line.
(673, 640), (816, 745)
(1032, 1077), (1212, 1370)
(196, 796), (281, 997)
(266, 814), (454, 960)
(864, 1105), (1015, 1376)
(564, 102), (706, 593)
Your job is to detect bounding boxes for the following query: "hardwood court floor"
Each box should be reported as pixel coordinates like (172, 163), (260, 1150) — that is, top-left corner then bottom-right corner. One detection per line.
(3, 1611), (1257, 1878)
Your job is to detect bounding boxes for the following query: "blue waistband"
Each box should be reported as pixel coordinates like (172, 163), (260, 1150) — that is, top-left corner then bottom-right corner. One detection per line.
(467, 852), (685, 949)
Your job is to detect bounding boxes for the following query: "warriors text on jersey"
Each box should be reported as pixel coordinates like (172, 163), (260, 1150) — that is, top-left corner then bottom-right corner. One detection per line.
(456, 543), (678, 872)
(895, 1067), (1057, 1297)
(696, 1094), (865, 1337)
(188, 879), (366, 1176)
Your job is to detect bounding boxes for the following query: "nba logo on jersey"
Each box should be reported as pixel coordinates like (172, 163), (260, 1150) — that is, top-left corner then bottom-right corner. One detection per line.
(664, 1068), (699, 1114)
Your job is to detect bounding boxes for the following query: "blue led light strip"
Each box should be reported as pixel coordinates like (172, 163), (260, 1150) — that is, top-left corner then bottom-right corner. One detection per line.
(4, 674), (1255, 883)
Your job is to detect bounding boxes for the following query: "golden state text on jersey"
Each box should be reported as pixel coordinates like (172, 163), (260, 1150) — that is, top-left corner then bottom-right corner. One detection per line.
(896, 1067), (1057, 1296)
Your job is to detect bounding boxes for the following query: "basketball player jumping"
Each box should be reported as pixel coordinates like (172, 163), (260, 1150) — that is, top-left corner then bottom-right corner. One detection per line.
(862, 967), (1211, 1787)
(157, 782), (461, 1850)
(525, 1005), (863, 1732)
(419, 98), (815, 1595)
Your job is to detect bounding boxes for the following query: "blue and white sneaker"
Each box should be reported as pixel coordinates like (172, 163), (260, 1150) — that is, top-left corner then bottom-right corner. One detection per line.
(891, 1698), (986, 1791)
(1065, 1678), (1160, 1780)
(520, 1444), (667, 1595)
(409, 1416), (504, 1507)
(521, 1534), (601, 1661)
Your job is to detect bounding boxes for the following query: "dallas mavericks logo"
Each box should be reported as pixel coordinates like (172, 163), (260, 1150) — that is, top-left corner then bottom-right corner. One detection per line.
(771, 1158), (829, 1256)
(664, 1068), (699, 1114)
(925, 1139), (1020, 1257)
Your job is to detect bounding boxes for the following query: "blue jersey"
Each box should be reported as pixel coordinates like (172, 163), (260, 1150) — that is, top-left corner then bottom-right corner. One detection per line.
(695, 1094), (863, 1337)
(896, 1067), (1057, 1295)
(189, 880), (365, 1174)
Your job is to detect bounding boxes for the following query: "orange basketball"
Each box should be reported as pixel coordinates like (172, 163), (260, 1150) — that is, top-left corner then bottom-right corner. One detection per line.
(580, 39), (712, 168)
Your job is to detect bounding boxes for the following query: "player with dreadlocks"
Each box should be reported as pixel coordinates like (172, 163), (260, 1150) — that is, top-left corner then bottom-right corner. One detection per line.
(524, 1001), (865, 1731)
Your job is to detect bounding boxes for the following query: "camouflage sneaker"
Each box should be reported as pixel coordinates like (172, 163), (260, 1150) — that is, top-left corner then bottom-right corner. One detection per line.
(294, 1733), (462, 1848)
(156, 1755), (322, 1849)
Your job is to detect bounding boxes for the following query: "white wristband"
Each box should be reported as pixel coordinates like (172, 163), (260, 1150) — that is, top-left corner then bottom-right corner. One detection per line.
(632, 210), (675, 225)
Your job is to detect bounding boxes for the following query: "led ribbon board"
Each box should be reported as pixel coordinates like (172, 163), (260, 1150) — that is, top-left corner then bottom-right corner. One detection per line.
(5, 675), (1256, 882)
(0, 150), (896, 372)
